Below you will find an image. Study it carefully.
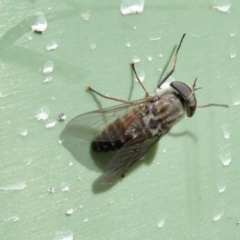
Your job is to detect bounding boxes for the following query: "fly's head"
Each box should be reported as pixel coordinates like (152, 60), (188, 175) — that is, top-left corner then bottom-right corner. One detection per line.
(170, 78), (199, 117)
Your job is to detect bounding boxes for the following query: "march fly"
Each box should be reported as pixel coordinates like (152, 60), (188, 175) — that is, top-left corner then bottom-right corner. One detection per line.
(67, 34), (228, 185)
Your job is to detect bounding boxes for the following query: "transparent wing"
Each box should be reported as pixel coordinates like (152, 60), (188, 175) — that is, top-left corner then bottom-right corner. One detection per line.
(101, 129), (169, 185)
(66, 97), (152, 141)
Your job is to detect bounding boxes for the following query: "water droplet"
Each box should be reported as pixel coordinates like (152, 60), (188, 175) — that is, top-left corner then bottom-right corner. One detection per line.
(53, 230), (73, 240)
(147, 56), (153, 61)
(230, 46), (237, 58)
(125, 42), (131, 47)
(108, 198), (114, 204)
(81, 12), (90, 21)
(216, 182), (226, 193)
(213, 0), (231, 13)
(221, 123), (230, 139)
(58, 113), (67, 122)
(35, 106), (50, 122)
(132, 56), (140, 63)
(5, 216), (20, 222)
(31, 11), (47, 33)
(150, 37), (161, 41)
(24, 158), (33, 165)
(45, 120), (57, 129)
(213, 213), (223, 221)
(43, 76), (53, 83)
(157, 219), (165, 228)
(219, 152), (231, 166)
(134, 70), (145, 82)
(61, 182), (70, 192)
(43, 61), (54, 75)
(66, 209), (74, 216)
(230, 30), (237, 37)
(89, 43), (96, 49)
(120, 0), (144, 15)
(47, 187), (55, 193)
(19, 128), (28, 136)
(233, 97), (240, 106)
(46, 40), (58, 51)
(0, 182), (27, 191)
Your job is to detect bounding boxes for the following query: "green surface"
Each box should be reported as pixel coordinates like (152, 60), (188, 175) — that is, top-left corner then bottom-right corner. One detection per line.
(0, 0), (240, 239)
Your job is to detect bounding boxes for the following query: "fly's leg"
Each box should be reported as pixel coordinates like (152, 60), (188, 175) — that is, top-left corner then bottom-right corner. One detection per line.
(87, 86), (131, 104)
(158, 33), (186, 88)
(131, 62), (149, 97)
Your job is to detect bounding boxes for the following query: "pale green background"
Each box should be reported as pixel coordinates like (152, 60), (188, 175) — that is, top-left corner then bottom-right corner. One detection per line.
(0, 0), (239, 239)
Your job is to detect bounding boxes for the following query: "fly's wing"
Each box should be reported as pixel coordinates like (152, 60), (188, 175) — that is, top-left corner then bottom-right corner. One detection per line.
(101, 130), (169, 185)
(66, 97), (153, 141)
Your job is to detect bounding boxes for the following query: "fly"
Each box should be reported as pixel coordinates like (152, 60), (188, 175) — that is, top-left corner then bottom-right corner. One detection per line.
(67, 34), (228, 185)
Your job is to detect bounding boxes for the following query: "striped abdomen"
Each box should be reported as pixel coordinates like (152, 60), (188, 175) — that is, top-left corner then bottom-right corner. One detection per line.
(92, 108), (149, 152)
(92, 92), (185, 152)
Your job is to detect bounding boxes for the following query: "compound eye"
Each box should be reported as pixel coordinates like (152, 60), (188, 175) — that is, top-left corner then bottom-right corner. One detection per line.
(170, 81), (197, 117)
(170, 82), (192, 99)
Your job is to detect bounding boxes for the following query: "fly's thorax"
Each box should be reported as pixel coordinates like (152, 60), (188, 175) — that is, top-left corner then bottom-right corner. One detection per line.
(142, 92), (185, 137)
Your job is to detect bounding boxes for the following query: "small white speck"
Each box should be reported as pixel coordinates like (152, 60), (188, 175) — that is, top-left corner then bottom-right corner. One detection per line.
(47, 187), (55, 193)
(66, 209), (74, 216)
(43, 61), (54, 75)
(81, 12), (90, 21)
(61, 182), (70, 192)
(84, 217), (89, 222)
(59, 139), (64, 144)
(19, 128), (28, 136)
(89, 43), (96, 49)
(132, 56), (140, 63)
(230, 30), (237, 37)
(157, 219), (165, 228)
(213, 0), (231, 13)
(150, 37), (161, 41)
(0, 182), (27, 191)
(58, 113), (67, 122)
(125, 42), (131, 47)
(108, 198), (114, 204)
(69, 162), (73, 167)
(43, 76), (53, 83)
(35, 106), (50, 122)
(5, 216), (20, 222)
(219, 152), (231, 166)
(147, 56), (153, 61)
(45, 120), (57, 129)
(213, 213), (222, 221)
(24, 158), (33, 165)
(53, 230), (73, 240)
(158, 54), (163, 58)
(216, 182), (226, 193)
(31, 11), (47, 33)
(233, 97), (240, 106)
(120, 0), (144, 15)
(221, 123), (230, 139)
(46, 41), (58, 51)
